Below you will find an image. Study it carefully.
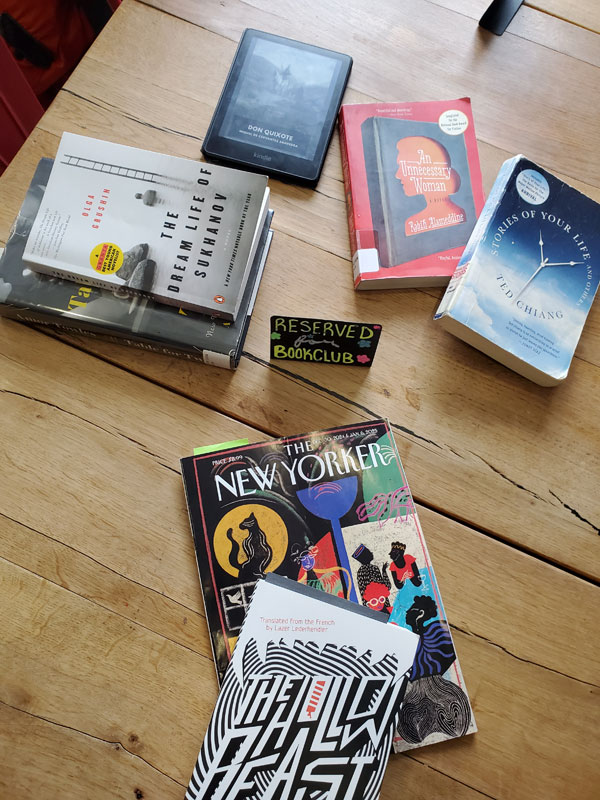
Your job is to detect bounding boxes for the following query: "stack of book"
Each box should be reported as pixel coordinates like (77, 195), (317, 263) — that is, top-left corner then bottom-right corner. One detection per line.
(0, 133), (274, 369)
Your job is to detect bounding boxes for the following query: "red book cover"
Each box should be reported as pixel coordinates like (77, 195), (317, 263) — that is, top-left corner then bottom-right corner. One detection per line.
(339, 99), (485, 289)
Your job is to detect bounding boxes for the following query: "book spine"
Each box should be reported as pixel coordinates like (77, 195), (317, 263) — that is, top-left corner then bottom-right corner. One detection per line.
(0, 306), (234, 368)
(338, 109), (358, 259)
(434, 155), (519, 319)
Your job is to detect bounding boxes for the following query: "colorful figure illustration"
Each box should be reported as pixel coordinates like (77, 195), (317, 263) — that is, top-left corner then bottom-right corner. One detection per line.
(389, 541), (421, 589)
(352, 543), (391, 606)
(296, 478), (359, 602)
(395, 136), (465, 236)
(362, 581), (392, 614)
(395, 594), (469, 745)
(226, 511), (273, 581)
(295, 533), (348, 597)
(291, 541), (320, 586)
(405, 595), (456, 680)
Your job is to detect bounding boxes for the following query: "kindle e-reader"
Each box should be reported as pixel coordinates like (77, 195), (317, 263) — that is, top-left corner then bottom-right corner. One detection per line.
(202, 29), (352, 186)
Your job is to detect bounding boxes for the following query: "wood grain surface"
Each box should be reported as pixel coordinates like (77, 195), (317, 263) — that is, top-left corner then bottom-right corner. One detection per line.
(1, 1), (598, 798)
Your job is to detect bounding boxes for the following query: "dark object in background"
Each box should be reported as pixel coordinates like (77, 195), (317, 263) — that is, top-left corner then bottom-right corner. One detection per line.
(0, 1), (119, 105)
(479, 0), (524, 35)
(0, 1), (120, 174)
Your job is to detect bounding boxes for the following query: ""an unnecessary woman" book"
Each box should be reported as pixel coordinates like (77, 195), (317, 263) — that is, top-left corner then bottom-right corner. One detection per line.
(181, 419), (476, 752)
(186, 573), (419, 800)
(23, 133), (270, 320)
(339, 99), (485, 288)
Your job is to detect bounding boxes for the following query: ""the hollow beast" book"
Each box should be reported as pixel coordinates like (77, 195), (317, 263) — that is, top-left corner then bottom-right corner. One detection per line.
(339, 99), (485, 288)
(181, 419), (476, 752)
(23, 132), (270, 320)
(186, 574), (419, 800)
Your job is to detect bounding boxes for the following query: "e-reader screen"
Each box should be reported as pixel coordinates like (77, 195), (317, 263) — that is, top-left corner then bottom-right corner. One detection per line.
(219, 37), (341, 162)
(203, 30), (352, 185)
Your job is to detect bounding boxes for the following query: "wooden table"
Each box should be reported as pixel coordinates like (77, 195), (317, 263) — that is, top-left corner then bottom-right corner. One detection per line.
(1, 1), (599, 797)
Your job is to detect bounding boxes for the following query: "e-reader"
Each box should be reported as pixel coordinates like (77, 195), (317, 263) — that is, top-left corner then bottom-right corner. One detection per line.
(202, 29), (352, 186)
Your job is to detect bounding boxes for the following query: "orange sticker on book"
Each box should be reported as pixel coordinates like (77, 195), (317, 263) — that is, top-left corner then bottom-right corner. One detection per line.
(90, 243), (123, 274)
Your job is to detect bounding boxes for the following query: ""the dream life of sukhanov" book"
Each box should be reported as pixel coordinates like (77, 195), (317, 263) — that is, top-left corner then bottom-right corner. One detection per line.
(181, 418), (476, 752)
(0, 158), (273, 368)
(23, 133), (270, 320)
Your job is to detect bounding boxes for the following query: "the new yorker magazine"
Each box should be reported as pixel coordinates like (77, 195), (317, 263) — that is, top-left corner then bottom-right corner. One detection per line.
(181, 419), (476, 751)
(23, 132), (269, 320)
(186, 574), (419, 799)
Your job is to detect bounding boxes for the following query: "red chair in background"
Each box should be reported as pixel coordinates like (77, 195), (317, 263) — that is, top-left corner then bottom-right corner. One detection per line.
(0, 1), (121, 175)
(0, 35), (44, 174)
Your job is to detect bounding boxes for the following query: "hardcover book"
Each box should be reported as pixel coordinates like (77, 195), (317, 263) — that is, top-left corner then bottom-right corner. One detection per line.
(339, 99), (485, 288)
(181, 418), (476, 751)
(0, 159), (273, 369)
(23, 132), (270, 320)
(186, 574), (419, 800)
(434, 155), (600, 385)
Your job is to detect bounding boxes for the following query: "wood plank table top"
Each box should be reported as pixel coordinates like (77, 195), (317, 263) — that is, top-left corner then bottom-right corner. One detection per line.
(1, 1), (599, 797)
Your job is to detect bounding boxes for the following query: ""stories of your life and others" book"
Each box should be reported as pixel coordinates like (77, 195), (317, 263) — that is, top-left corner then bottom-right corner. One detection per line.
(434, 155), (600, 385)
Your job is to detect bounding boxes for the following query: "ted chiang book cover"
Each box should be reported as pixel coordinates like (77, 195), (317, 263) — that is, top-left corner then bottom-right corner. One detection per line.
(434, 155), (600, 385)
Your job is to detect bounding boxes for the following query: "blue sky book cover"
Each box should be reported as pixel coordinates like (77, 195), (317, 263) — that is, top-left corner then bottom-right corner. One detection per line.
(435, 156), (600, 385)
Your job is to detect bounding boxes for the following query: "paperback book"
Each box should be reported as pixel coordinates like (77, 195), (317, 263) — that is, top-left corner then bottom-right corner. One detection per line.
(23, 132), (270, 320)
(434, 155), (600, 385)
(186, 573), (419, 800)
(0, 159), (273, 369)
(181, 418), (476, 751)
(339, 99), (485, 288)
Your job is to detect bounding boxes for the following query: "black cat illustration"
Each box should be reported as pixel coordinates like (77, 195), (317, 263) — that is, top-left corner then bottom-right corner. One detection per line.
(227, 512), (273, 581)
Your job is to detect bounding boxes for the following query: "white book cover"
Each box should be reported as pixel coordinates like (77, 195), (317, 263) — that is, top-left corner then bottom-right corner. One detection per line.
(186, 574), (418, 800)
(23, 132), (269, 320)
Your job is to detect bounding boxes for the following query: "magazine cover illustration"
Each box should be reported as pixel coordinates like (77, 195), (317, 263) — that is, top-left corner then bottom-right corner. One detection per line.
(23, 133), (269, 319)
(181, 419), (476, 751)
(435, 156), (600, 383)
(186, 575), (419, 800)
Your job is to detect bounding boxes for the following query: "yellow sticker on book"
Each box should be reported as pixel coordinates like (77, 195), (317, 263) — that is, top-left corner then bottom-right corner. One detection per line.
(90, 243), (123, 274)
